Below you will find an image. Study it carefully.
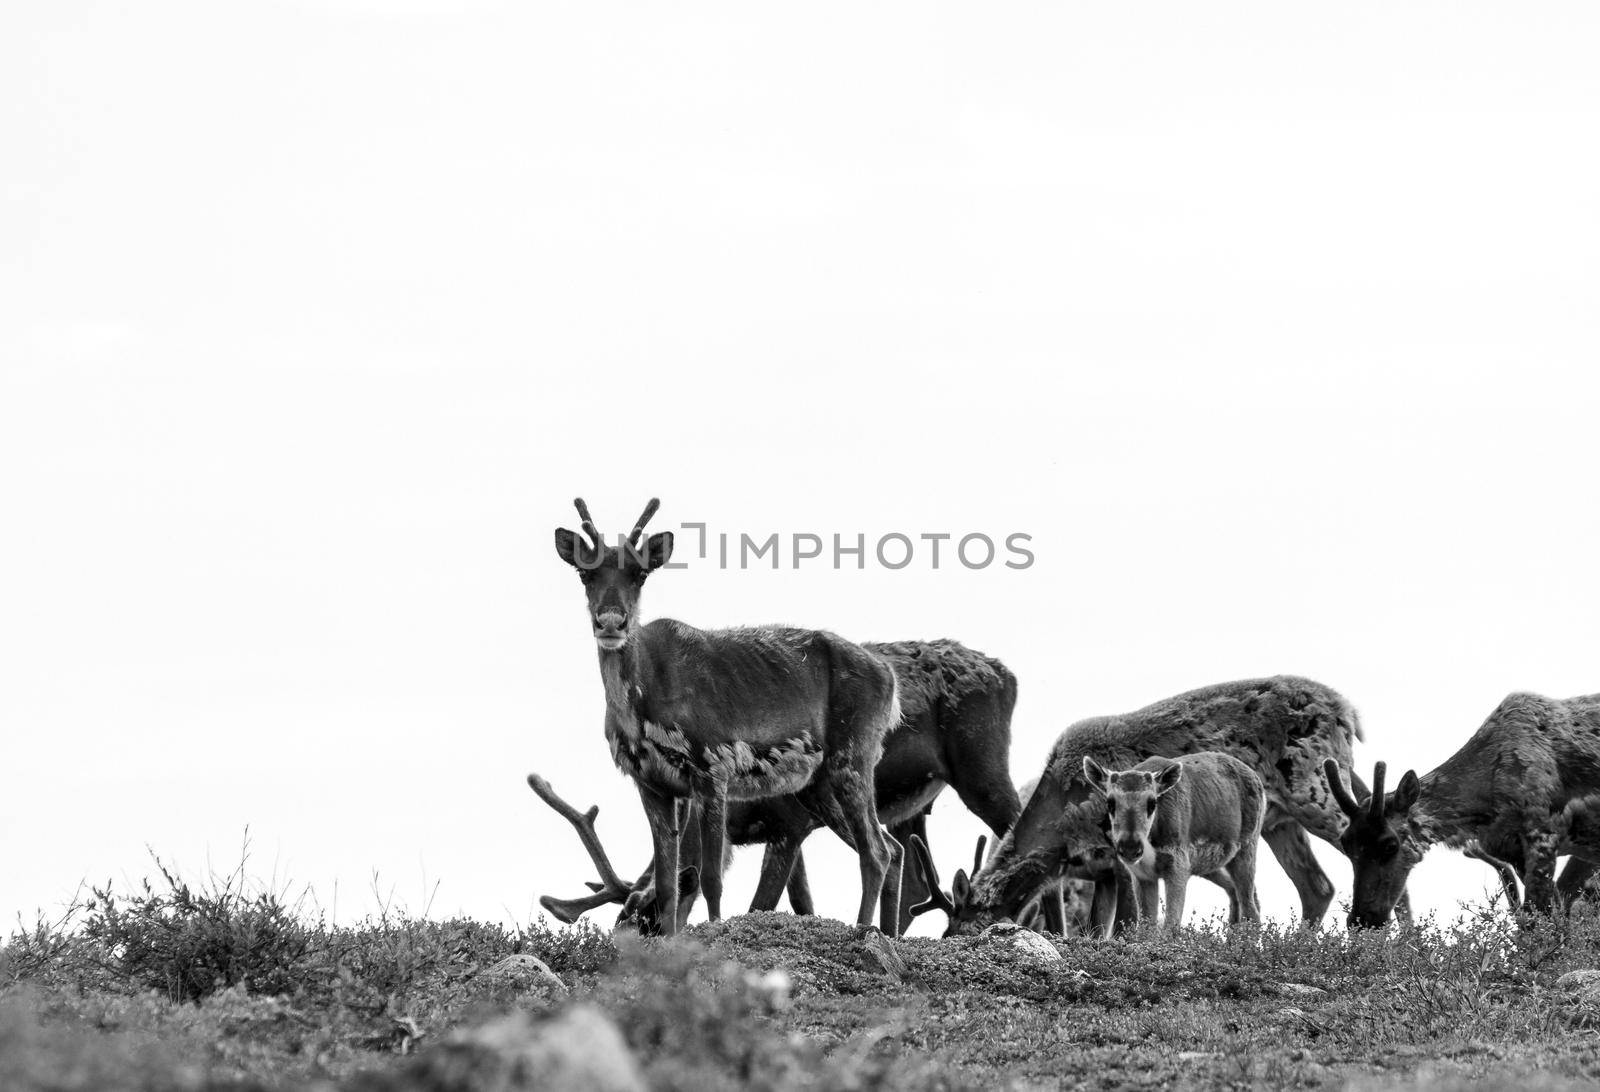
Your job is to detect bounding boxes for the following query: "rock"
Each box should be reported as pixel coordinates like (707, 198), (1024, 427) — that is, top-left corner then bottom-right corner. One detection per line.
(1557, 969), (1600, 991)
(358, 1006), (644, 1092)
(853, 927), (907, 978)
(749, 968), (792, 1011)
(482, 954), (568, 997)
(1178, 1051), (1219, 1062)
(475, 1007), (642, 1091)
(977, 922), (1063, 963)
(1271, 982), (1327, 998)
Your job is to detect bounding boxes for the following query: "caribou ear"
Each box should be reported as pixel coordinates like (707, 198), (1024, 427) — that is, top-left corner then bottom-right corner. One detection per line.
(951, 868), (971, 907)
(555, 528), (582, 567)
(1082, 756), (1109, 789)
(640, 531), (674, 572)
(1156, 761), (1183, 794)
(1392, 770), (1421, 813)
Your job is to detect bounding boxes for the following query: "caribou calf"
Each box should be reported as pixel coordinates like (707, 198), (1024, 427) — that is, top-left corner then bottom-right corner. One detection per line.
(1083, 752), (1264, 931)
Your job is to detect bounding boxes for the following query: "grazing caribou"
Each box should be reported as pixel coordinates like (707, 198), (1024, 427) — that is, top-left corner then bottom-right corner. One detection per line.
(1084, 752), (1264, 931)
(908, 776), (1092, 936)
(552, 498), (903, 936)
(943, 676), (1373, 936)
(534, 639), (1028, 935)
(1326, 689), (1600, 928)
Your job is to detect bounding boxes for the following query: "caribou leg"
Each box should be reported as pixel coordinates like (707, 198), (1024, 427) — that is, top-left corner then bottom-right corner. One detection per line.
(1465, 843), (1522, 910)
(879, 827), (905, 934)
(1038, 885), (1069, 935)
(1521, 825), (1562, 916)
(786, 851), (815, 915)
(638, 783), (683, 937)
(1112, 869), (1140, 934)
(1262, 820), (1336, 924)
(1135, 877), (1160, 926)
(1088, 875), (1119, 938)
(750, 833), (806, 913)
(698, 787), (729, 921)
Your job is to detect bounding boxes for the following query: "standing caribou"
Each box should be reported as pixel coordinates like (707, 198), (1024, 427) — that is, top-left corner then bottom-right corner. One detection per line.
(551, 498), (904, 936)
(1083, 752), (1265, 932)
(1326, 689), (1600, 928)
(941, 676), (1375, 935)
(533, 638), (1035, 935)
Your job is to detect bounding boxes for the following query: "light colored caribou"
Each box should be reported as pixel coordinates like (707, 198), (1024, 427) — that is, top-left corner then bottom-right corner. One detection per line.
(942, 676), (1373, 935)
(1084, 752), (1264, 931)
(552, 498), (903, 936)
(1326, 689), (1600, 927)
(534, 638), (1035, 936)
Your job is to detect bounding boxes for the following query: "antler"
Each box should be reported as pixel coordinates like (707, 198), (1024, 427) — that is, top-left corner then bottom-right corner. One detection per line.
(1369, 761), (1387, 819)
(572, 498), (602, 553)
(907, 834), (955, 918)
(971, 834), (989, 876)
(1324, 758), (1362, 818)
(527, 773), (635, 922)
(627, 497), (660, 546)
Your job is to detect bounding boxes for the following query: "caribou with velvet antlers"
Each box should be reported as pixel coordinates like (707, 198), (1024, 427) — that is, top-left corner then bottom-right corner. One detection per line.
(547, 497), (904, 936)
(940, 676), (1376, 936)
(533, 636), (1032, 935)
(1326, 689), (1600, 928)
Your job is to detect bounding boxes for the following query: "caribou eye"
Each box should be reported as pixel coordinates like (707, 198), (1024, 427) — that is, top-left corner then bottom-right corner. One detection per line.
(1146, 800), (1157, 816)
(1378, 838), (1400, 861)
(1107, 799), (1117, 815)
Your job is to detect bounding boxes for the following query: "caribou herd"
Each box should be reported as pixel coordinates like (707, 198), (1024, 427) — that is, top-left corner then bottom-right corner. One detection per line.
(532, 497), (1600, 940)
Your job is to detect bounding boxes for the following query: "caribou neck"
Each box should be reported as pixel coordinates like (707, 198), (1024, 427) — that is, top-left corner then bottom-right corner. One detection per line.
(973, 829), (1070, 914)
(596, 634), (651, 717)
(1402, 769), (1471, 848)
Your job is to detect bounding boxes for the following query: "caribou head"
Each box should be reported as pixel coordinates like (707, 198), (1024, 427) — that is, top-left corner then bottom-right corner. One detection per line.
(1082, 755), (1183, 866)
(554, 497), (674, 651)
(1325, 759), (1424, 928)
(908, 833), (1010, 936)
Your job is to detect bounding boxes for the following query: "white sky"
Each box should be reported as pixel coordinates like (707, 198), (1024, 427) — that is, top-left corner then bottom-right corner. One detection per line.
(4, 3), (1598, 933)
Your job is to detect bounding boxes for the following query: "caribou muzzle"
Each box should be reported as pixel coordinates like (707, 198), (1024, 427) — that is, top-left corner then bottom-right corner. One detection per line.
(593, 609), (629, 648)
(1348, 909), (1391, 930)
(1116, 839), (1145, 863)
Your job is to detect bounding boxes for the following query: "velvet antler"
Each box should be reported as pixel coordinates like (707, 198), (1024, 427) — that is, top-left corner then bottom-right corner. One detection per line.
(1369, 762), (1388, 819)
(627, 498), (660, 546)
(573, 498), (602, 553)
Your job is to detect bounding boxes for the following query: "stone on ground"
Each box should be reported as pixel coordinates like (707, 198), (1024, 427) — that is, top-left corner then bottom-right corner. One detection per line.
(976, 922), (1062, 963)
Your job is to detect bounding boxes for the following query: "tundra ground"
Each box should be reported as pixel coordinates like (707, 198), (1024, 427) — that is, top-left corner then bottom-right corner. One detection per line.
(6, 864), (1600, 1091)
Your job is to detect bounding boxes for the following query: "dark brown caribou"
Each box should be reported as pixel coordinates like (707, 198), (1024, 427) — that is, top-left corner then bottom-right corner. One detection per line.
(1327, 690), (1600, 928)
(942, 676), (1373, 936)
(552, 498), (903, 936)
(533, 638), (1031, 935)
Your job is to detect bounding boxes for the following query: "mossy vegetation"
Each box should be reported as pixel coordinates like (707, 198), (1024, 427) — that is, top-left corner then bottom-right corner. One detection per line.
(7, 856), (1600, 1090)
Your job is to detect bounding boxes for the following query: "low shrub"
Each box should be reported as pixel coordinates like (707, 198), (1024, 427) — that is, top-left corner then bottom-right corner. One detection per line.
(82, 860), (315, 1003)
